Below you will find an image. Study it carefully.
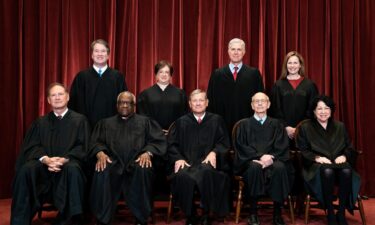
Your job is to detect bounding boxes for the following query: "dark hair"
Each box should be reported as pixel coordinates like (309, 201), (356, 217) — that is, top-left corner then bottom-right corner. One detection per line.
(154, 60), (173, 76)
(47, 82), (68, 97)
(91, 39), (110, 53)
(280, 51), (306, 79)
(309, 95), (336, 119)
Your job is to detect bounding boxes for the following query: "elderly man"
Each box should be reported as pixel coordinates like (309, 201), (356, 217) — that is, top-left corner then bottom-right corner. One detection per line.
(168, 89), (231, 225)
(69, 39), (127, 127)
(233, 92), (290, 225)
(207, 38), (264, 134)
(11, 83), (90, 225)
(89, 91), (166, 225)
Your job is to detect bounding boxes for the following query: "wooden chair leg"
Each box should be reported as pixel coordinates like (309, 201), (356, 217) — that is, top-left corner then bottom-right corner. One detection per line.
(166, 193), (173, 224)
(358, 196), (366, 225)
(235, 181), (244, 224)
(37, 209), (42, 219)
(288, 195), (295, 224)
(304, 194), (311, 224)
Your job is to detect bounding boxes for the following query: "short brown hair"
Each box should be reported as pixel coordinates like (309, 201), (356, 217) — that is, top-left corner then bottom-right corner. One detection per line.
(280, 51), (306, 79)
(154, 60), (174, 76)
(91, 39), (110, 53)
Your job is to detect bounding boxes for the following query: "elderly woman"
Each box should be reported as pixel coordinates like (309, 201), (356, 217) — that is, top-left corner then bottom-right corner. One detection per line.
(296, 95), (360, 225)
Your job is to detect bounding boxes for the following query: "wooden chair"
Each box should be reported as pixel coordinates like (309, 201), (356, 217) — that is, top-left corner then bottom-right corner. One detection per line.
(232, 119), (295, 224)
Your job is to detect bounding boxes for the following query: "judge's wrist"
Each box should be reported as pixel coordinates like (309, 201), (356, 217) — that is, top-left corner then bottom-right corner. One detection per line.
(146, 151), (153, 157)
(39, 156), (48, 164)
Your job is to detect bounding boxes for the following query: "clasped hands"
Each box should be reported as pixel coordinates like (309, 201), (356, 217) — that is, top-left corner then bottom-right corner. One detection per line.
(95, 151), (152, 172)
(252, 154), (274, 169)
(315, 155), (346, 164)
(42, 156), (69, 172)
(174, 151), (216, 173)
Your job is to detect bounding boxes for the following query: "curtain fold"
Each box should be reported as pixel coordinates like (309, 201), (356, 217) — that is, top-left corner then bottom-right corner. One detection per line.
(0, 0), (374, 198)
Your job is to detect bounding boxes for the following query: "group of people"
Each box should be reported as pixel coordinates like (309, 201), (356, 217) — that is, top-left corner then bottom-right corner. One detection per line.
(11, 38), (360, 225)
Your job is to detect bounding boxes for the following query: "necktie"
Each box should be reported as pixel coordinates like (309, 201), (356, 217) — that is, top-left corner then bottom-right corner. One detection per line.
(258, 119), (263, 124)
(98, 68), (102, 77)
(197, 117), (202, 124)
(57, 115), (62, 120)
(233, 66), (238, 80)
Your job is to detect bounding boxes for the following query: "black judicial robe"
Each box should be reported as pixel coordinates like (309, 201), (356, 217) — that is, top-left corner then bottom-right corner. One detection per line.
(11, 110), (90, 225)
(167, 112), (231, 216)
(233, 117), (291, 202)
(207, 64), (264, 132)
(89, 114), (166, 224)
(295, 119), (361, 210)
(68, 67), (127, 127)
(137, 84), (188, 130)
(270, 78), (318, 127)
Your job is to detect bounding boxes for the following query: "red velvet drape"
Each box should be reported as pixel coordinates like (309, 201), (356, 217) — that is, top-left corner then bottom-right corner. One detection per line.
(1, 0), (374, 198)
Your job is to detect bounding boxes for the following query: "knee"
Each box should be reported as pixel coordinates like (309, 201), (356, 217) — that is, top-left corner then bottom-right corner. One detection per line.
(340, 168), (352, 178)
(321, 167), (334, 179)
(272, 161), (287, 173)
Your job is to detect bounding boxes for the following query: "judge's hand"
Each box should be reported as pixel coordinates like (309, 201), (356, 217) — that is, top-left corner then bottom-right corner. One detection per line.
(259, 154), (274, 168)
(202, 151), (217, 169)
(162, 129), (169, 136)
(42, 156), (65, 172)
(285, 126), (296, 139)
(174, 160), (190, 173)
(96, 151), (112, 172)
(335, 155), (347, 164)
(252, 160), (266, 168)
(315, 156), (332, 164)
(135, 152), (152, 168)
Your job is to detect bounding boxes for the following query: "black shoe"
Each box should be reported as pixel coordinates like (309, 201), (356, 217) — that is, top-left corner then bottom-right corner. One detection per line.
(327, 214), (338, 225)
(52, 212), (70, 225)
(186, 216), (196, 225)
(336, 212), (348, 225)
(200, 215), (211, 225)
(272, 215), (286, 225)
(135, 219), (147, 225)
(247, 214), (260, 225)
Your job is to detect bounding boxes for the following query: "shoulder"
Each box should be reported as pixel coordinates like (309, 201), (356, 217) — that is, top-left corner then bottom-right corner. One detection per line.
(211, 65), (230, 76)
(241, 65), (261, 74)
(107, 67), (124, 77)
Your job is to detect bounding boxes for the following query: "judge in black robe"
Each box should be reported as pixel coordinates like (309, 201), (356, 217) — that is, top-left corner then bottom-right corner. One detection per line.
(168, 89), (231, 224)
(68, 39), (127, 127)
(269, 51), (319, 199)
(137, 61), (188, 196)
(207, 38), (264, 134)
(89, 91), (166, 225)
(233, 92), (290, 225)
(11, 83), (90, 225)
(295, 95), (360, 224)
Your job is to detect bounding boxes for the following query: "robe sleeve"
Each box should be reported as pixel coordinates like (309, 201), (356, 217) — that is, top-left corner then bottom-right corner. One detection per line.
(117, 72), (127, 92)
(65, 117), (90, 162)
(306, 82), (319, 118)
(142, 118), (167, 156)
(167, 121), (185, 163)
(271, 122), (290, 161)
(89, 120), (112, 159)
(68, 73), (86, 115)
(136, 91), (150, 116)
(233, 122), (263, 174)
(270, 83), (286, 126)
(295, 124), (317, 168)
(212, 116), (230, 154)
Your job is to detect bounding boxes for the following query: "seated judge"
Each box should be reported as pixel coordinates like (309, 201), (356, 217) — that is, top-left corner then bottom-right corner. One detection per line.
(167, 89), (231, 225)
(233, 92), (290, 225)
(11, 82), (90, 225)
(89, 91), (167, 225)
(295, 95), (360, 225)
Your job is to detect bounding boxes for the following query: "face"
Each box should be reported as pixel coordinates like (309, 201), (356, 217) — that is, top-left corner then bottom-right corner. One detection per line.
(47, 85), (69, 110)
(228, 42), (245, 64)
(314, 101), (331, 124)
(286, 55), (301, 76)
(155, 66), (172, 85)
(251, 93), (270, 114)
(189, 93), (208, 114)
(117, 94), (135, 117)
(91, 43), (109, 66)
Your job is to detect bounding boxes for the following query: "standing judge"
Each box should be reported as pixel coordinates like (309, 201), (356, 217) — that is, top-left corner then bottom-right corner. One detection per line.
(234, 92), (290, 225)
(168, 89), (231, 225)
(69, 39), (127, 127)
(89, 91), (166, 225)
(207, 38), (264, 133)
(137, 60), (188, 132)
(11, 83), (90, 225)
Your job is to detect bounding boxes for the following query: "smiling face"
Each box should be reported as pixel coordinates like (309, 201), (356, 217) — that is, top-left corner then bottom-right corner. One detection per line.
(314, 101), (331, 124)
(155, 65), (172, 85)
(117, 93), (135, 117)
(91, 43), (109, 67)
(189, 92), (208, 115)
(228, 42), (245, 64)
(47, 85), (69, 110)
(251, 92), (270, 115)
(286, 55), (301, 76)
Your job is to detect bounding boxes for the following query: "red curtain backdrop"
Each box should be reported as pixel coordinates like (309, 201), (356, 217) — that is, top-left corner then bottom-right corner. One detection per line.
(0, 0), (374, 198)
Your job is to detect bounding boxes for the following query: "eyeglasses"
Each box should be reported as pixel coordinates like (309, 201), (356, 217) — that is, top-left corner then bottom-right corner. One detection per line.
(252, 99), (268, 104)
(118, 101), (134, 106)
